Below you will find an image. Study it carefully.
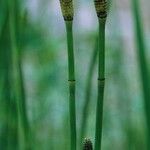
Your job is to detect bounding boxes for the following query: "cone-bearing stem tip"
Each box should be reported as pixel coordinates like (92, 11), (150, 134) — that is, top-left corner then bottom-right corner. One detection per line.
(83, 138), (93, 150)
(94, 0), (107, 20)
(60, 0), (74, 21)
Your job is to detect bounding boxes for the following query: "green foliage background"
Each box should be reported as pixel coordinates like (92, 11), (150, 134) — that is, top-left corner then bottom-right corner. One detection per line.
(0, 0), (150, 149)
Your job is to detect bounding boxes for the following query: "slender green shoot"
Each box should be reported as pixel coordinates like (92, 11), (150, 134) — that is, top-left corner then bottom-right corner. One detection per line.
(66, 21), (76, 150)
(0, 8), (18, 149)
(131, 0), (150, 149)
(80, 37), (98, 146)
(94, 0), (107, 150)
(8, 0), (31, 149)
(59, 1), (76, 150)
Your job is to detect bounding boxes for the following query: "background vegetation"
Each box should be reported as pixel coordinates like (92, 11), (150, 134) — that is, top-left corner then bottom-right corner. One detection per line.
(0, 0), (150, 149)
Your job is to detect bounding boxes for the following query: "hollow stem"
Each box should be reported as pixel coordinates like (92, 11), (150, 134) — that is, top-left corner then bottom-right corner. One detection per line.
(65, 21), (76, 150)
(80, 37), (98, 147)
(94, 20), (106, 150)
(8, 0), (31, 149)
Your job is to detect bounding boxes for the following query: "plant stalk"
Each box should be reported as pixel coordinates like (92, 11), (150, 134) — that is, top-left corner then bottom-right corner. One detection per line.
(80, 37), (98, 146)
(132, 0), (150, 149)
(65, 21), (76, 150)
(94, 0), (107, 150)
(8, 0), (31, 149)
(94, 20), (106, 150)
(59, 1), (76, 149)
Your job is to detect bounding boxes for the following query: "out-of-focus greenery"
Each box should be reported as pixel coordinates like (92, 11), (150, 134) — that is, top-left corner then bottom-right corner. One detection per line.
(0, 0), (150, 150)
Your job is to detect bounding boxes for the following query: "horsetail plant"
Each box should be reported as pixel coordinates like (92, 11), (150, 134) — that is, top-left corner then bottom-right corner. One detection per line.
(59, 1), (76, 150)
(94, 0), (107, 150)
(83, 138), (93, 150)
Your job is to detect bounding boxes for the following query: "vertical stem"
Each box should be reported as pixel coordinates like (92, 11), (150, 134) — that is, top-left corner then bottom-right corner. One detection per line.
(94, 20), (106, 150)
(80, 37), (98, 147)
(94, 1), (107, 149)
(8, 1), (19, 149)
(59, 1), (76, 149)
(8, 0), (31, 149)
(65, 21), (76, 150)
(0, 8), (9, 149)
(18, 55), (31, 150)
(132, 0), (150, 149)
(18, 9), (31, 150)
(66, 21), (75, 80)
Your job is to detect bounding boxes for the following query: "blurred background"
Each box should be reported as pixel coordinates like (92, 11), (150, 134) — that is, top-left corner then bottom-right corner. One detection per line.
(0, 0), (150, 149)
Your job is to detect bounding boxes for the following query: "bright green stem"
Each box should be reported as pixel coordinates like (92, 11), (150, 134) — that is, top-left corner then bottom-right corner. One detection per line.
(80, 38), (98, 147)
(18, 10), (31, 150)
(8, 1), (19, 150)
(8, 1), (31, 149)
(0, 10), (9, 150)
(132, 0), (150, 149)
(18, 57), (31, 150)
(65, 21), (76, 150)
(94, 20), (106, 150)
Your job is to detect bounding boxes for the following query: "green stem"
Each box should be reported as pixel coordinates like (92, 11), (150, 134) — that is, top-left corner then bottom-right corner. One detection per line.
(132, 0), (150, 149)
(18, 9), (31, 150)
(0, 7), (13, 150)
(94, 20), (106, 150)
(80, 37), (98, 146)
(7, 1), (19, 149)
(18, 55), (31, 150)
(65, 21), (76, 150)
(8, 0), (31, 149)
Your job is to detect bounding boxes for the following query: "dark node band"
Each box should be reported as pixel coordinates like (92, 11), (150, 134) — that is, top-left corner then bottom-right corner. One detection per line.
(64, 16), (73, 21)
(98, 78), (105, 81)
(68, 79), (75, 82)
(97, 12), (107, 19)
(98, 78), (105, 88)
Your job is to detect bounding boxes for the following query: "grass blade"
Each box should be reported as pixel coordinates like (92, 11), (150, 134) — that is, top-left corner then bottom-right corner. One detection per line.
(8, 0), (31, 149)
(80, 37), (98, 147)
(131, 0), (150, 149)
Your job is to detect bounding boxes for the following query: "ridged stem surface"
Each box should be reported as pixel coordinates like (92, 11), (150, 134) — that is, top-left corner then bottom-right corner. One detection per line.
(65, 21), (76, 150)
(94, 20), (106, 150)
